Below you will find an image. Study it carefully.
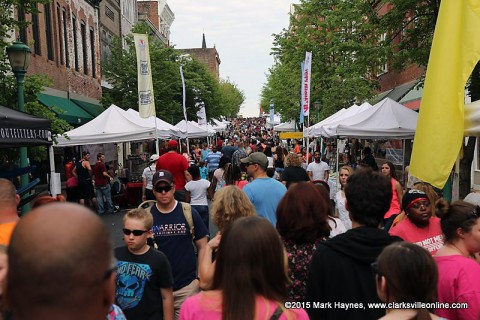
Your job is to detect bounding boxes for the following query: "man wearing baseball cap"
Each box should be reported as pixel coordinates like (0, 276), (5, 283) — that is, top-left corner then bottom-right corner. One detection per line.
(142, 154), (159, 201)
(149, 169), (208, 318)
(156, 140), (189, 202)
(241, 152), (287, 225)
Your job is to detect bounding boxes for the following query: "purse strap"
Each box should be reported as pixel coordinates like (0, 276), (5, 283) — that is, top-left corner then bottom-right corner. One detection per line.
(269, 305), (283, 320)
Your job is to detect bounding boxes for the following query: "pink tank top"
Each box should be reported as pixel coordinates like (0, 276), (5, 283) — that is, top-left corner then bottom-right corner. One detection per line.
(384, 178), (401, 219)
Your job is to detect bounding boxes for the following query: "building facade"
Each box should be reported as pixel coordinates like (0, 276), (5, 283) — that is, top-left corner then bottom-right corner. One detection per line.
(182, 34), (221, 80)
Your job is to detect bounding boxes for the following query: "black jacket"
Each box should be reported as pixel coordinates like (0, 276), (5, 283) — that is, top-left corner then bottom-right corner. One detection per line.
(306, 226), (402, 320)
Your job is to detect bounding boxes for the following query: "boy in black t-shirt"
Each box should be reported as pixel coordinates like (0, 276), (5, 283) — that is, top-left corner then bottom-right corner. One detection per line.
(115, 208), (174, 320)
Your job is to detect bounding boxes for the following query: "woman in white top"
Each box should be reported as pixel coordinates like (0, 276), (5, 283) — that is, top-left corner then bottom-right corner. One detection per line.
(335, 165), (353, 230)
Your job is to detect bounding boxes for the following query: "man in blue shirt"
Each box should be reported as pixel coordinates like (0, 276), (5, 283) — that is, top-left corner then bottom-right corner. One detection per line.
(205, 145), (221, 180)
(241, 152), (287, 225)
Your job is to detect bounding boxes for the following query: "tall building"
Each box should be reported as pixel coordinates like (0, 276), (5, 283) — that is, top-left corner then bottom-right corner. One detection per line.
(182, 34), (221, 80)
(13, 0), (104, 126)
(137, 0), (174, 46)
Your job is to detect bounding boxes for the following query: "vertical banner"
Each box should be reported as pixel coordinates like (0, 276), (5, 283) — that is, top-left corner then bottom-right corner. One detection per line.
(179, 65), (188, 122)
(299, 62), (305, 124)
(269, 100), (274, 128)
(197, 105), (206, 126)
(302, 52), (312, 117)
(133, 34), (155, 118)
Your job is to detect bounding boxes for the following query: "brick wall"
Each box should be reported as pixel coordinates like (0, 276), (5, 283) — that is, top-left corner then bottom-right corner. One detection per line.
(182, 48), (221, 80)
(137, 1), (160, 31)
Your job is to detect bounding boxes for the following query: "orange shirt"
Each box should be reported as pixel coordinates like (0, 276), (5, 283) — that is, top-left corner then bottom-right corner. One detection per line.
(0, 221), (18, 245)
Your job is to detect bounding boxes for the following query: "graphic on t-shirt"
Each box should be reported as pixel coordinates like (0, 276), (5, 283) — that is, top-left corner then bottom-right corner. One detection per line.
(152, 223), (187, 236)
(116, 261), (152, 309)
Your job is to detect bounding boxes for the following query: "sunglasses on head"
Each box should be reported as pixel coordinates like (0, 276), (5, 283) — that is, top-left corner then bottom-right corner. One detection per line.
(154, 185), (173, 193)
(122, 228), (148, 236)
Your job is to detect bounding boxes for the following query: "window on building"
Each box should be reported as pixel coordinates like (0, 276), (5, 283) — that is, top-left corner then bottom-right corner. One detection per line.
(105, 6), (114, 21)
(63, 9), (70, 67)
(44, 3), (54, 61)
(18, 7), (27, 44)
(81, 21), (88, 75)
(90, 27), (96, 78)
(32, 10), (41, 55)
(56, 4), (64, 65)
(72, 15), (79, 71)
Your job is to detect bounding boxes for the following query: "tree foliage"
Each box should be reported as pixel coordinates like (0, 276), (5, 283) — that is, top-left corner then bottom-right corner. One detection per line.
(262, 0), (386, 122)
(102, 22), (242, 124)
(217, 79), (245, 118)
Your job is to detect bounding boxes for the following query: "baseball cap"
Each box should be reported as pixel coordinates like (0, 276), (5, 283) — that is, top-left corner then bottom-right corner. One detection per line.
(152, 170), (174, 187)
(150, 154), (159, 162)
(240, 152), (268, 167)
(402, 189), (429, 210)
(168, 140), (178, 149)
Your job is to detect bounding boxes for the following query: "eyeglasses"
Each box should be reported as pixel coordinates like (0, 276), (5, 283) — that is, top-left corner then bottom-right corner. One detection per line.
(122, 228), (148, 236)
(408, 200), (430, 210)
(154, 185), (173, 193)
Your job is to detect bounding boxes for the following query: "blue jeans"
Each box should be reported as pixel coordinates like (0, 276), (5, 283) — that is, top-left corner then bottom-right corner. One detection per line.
(96, 184), (114, 214)
(192, 205), (209, 232)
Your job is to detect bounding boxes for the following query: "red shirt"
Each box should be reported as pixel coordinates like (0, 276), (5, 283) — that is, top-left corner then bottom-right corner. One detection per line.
(65, 161), (74, 179)
(156, 152), (189, 190)
(389, 217), (444, 255)
(93, 161), (109, 186)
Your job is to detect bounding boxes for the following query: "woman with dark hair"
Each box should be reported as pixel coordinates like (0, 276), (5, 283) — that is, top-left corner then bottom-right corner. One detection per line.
(274, 146), (285, 180)
(281, 153), (309, 189)
(373, 242), (443, 320)
(335, 165), (353, 230)
(223, 164), (248, 189)
(180, 216), (308, 320)
(381, 161), (403, 231)
(276, 182), (332, 301)
(389, 189), (443, 255)
(434, 200), (480, 320)
(208, 156), (230, 198)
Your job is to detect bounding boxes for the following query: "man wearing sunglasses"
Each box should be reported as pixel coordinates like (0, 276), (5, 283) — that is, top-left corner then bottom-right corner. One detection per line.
(240, 152), (287, 226)
(149, 170), (208, 318)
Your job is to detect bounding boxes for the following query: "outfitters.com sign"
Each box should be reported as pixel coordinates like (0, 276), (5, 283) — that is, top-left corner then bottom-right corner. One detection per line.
(0, 127), (52, 142)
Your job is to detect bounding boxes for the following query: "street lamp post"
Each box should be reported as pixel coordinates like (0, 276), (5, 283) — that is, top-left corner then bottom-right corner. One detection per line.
(7, 41), (32, 211)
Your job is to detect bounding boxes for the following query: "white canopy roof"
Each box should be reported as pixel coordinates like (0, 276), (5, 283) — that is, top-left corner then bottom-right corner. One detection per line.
(175, 120), (212, 138)
(55, 104), (156, 146)
(323, 98), (418, 139)
(124, 109), (182, 138)
(464, 99), (480, 136)
(274, 120), (298, 132)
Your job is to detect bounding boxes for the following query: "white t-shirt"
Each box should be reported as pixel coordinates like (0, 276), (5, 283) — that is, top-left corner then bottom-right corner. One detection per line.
(142, 164), (156, 190)
(185, 179), (211, 206)
(328, 217), (347, 238)
(306, 161), (330, 181)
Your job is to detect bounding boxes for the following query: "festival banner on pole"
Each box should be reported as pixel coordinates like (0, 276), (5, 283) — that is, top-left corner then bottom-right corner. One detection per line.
(133, 34), (155, 118)
(179, 66), (188, 123)
(410, 0), (480, 188)
(197, 105), (206, 126)
(302, 52), (312, 117)
(299, 62), (305, 124)
(269, 100), (275, 128)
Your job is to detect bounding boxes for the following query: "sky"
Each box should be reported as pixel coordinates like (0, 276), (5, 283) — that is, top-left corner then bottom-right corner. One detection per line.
(169, 1), (294, 117)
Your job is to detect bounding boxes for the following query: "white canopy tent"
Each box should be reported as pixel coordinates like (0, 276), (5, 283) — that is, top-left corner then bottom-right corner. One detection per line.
(324, 98), (418, 139)
(175, 120), (212, 138)
(55, 104), (156, 146)
(464, 99), (480, 136)
(211, 119), (227, 132)
(274, 120), (298, 132)
(266, 115), (281, 126)
(124, 109), (183, 138)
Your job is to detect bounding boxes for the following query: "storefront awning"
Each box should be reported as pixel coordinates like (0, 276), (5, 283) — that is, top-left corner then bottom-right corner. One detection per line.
(38, 94), (93, 126)
(71, 99), (105, 117)
(370, 80), (420, 105)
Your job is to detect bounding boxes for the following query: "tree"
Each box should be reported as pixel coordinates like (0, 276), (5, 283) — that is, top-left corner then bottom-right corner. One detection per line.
(102, 22), (230, 124)
(262, 0), (385, 123)
(217, 79), (245, 118)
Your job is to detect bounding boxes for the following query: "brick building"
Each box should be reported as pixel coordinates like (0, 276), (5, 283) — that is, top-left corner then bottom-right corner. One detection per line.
(137, 0), (174, 46)
(181, 34), (221, 80)
(14, 0), (104, 126)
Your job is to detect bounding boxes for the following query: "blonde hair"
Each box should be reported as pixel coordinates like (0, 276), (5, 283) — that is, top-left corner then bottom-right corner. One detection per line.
(285, 153), (302, 167)
(123, 208), (153, 230)
(211, 186), (257, 232)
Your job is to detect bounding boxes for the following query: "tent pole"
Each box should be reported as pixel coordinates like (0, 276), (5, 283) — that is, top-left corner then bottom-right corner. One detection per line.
(402, 139), (406, 186)
(154, 114), (159, 155)
(335, 138), (340, 194)
(49, 145), (57, 197)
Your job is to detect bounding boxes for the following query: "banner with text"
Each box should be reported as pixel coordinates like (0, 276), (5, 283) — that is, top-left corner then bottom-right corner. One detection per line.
(302, 52), (312, 117)
(134, 34), (155, 118)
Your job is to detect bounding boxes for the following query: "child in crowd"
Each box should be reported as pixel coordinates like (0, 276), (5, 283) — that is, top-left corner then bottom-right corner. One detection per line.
(185, 165), (211, 232)
(114, 208), (174, 320)
(198, 161), (209, 180)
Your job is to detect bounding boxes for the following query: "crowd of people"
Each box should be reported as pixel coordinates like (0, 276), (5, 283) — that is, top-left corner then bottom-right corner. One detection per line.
(1, 116), (480, 320)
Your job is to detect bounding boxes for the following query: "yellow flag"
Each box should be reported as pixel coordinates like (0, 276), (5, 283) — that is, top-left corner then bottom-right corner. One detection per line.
(410, 0), (480, 188)
(133, 34), (156, 118)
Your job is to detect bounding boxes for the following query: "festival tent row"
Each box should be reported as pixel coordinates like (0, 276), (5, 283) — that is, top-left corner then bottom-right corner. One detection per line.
(175, 120), (214, 138)
(274, 120), (297, 132)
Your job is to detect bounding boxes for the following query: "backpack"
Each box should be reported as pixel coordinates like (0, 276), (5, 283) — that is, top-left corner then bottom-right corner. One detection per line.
(140, 200), (195, 240)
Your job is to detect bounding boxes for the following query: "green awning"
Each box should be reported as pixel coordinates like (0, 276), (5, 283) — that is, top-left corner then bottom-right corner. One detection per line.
(38, 93), (93, 125)
(71, 99), (105, 117)
(369, 80), (420, 104)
